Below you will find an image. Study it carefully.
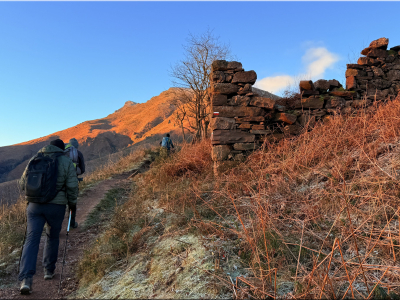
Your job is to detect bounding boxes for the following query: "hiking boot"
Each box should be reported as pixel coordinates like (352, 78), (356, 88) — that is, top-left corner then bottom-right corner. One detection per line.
(20, 277), (33, 294)
(44, 269), (54, 280)
(71, 221), (78, 229)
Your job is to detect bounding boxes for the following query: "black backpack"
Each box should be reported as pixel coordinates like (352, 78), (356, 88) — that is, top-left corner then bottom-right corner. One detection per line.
(24, 153), (64, 203)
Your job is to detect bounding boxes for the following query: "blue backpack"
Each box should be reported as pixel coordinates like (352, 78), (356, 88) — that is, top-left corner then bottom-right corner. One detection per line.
(161, 137), (170, 148)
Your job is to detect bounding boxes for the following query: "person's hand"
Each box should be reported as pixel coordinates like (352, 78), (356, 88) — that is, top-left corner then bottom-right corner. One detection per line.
(69, 204), (77, 213)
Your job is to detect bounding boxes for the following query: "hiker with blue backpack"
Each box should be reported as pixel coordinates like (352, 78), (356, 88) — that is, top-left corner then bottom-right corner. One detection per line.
(159, 133), (174, 155)
(18, 139), (78, 295)
(64, 138), (85, 177)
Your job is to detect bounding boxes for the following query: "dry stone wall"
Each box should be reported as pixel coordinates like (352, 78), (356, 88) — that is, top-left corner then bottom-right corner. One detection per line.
(210, 37), (400, 162)
(345, 37), (400, 101)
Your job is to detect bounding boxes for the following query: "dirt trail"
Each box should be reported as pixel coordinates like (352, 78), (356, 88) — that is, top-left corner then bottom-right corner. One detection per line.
(0, 171), (138, 299)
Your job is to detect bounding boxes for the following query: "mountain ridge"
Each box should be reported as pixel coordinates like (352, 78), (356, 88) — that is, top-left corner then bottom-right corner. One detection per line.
(0, 88), (181, 186)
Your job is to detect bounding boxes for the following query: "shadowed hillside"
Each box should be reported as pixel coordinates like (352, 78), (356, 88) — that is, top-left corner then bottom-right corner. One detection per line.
(0, 88), (183, 204)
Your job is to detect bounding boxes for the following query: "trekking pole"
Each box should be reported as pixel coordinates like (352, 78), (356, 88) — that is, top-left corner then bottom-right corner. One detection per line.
(58, 210), (72, 294)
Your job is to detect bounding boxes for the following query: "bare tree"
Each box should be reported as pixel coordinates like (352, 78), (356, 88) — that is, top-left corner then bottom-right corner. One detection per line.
(171, 29), (233, 141)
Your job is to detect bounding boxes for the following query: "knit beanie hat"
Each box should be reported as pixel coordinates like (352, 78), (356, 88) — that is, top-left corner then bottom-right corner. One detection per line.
(50, 139), (65, 150)
(68, 138), (79, 149)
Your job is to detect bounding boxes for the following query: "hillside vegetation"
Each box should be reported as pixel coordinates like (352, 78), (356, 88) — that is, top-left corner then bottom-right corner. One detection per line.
(2, 95), (400, 299)
(74, 95), (400, 298)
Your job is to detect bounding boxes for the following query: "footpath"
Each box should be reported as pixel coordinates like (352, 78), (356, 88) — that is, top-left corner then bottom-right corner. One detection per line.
(0, 155), (153, 299)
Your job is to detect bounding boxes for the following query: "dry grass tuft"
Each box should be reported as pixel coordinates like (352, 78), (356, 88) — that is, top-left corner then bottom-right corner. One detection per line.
(155, 140), (212, 180)
(123, 95), (400, 298)
(206, 95), (400, 298)
(0, 197), (26, 258)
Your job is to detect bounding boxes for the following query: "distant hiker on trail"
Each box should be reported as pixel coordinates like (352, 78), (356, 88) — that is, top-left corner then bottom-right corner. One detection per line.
(159, 133), (174, 155)
(64, 138), (85, 176)
(18, 139), (78, 295)
(64, 137), (85, 230)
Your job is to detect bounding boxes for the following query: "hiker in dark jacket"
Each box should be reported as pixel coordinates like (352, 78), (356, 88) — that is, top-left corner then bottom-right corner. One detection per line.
(66, 138), (85, 175)
(18, 139), (78, 295)
(159, 133), (174, 155)
(64, 138), (85, 229)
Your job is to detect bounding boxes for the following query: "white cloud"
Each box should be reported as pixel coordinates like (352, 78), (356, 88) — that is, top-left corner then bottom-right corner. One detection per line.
(254, 46), (340, 95)
(255, 75), (296, 95)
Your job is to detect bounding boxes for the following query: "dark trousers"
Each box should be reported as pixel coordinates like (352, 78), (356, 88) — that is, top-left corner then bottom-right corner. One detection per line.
(18, 203), (66, 280)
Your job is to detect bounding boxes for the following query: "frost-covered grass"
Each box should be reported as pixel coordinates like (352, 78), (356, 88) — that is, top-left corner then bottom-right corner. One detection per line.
(77, 95), (400, 299)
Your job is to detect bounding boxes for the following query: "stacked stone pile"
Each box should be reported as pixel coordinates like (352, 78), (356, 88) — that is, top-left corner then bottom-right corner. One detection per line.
(211, 37), (400, 162)
(210, 61), (355, 161)
(298, 78), (359, 116)
(210, 60), (284, 161)
(346, 37), (400, 101)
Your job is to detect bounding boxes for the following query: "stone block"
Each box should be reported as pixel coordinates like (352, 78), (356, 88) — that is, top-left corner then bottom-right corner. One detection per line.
(390, 45), (400, 51)
(235, 116), (265, 123)
(296, 96), (324, 109)
(346, 64), (364, 70)
(211, 60), (228, 72)
(372, 66), (384, 77)
(314, 79), (330, 92)
(233, 143), (259, 151)
(345, 69), (367, 77)
(225, 74), (233, 82)
(250, 129), (273, 135)
(346, 69), (358, 77)
(251, 124), (265, 130)
(358, 57), (379, 66)
(211, 117), (236, 130)
(238, 84), (252, 95)
(302, 90), (320, 96)
(369, 37), (389, 49)
(274, 112), (297, 125)
(369, 79), (391, 90)
(211, 130), (255, 145)
(329, 91), (356, 99)
(325, 97), (346, 109)
(366, 89), (389, 99)
(227, 61), (243, 70)
(212, 106), (265, 118)
(299, 80), (315, 91)
(212, 145), (231, 161)
(211, 94), (228, 106)
(387, 70), (400, 81)
(283, 124), (302, 135)
(211, 71), (226, 83)
(232, 71), (257, 84)
(238, 123), (252, 129)
(361, 37), (389, 55)
(211, 83), (239, 95)
(228, 95), (250, 106)
(367, 48), (388, 58)
(249, 97), (276, 110)
(346, 76), (357, 90)
(386, 55), (396, 63)
(328, 79), (342, 89)
(311, 109), (327, 117)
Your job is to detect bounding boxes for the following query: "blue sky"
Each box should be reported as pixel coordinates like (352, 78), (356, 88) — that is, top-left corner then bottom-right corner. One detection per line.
(1, 1), (399, 147)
